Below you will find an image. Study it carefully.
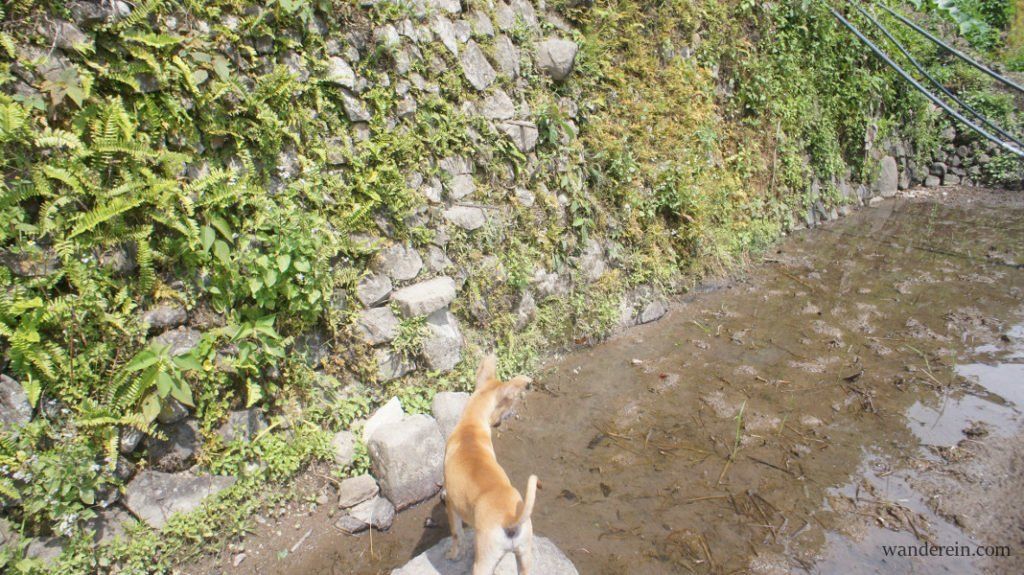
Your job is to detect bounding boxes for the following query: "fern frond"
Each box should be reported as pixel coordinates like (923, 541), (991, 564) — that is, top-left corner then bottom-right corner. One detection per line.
(42, 165), (87, 196)
(132, 230), (155, 292)
(0, 31), (15, 59)
(68, 195), (146, 238)
(114, 0), (164, 31)
(35, 128), (84, 150)
(0, 477), (19, 501)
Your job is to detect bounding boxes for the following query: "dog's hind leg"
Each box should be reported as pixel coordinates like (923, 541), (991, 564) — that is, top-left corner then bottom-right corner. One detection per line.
(446, 503), (465, 561)
(513, 521), (533, 574)
(472, 529), (505, 575)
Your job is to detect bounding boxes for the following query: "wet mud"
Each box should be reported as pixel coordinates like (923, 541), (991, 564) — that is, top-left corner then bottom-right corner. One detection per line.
(192, 188), (1024, 574)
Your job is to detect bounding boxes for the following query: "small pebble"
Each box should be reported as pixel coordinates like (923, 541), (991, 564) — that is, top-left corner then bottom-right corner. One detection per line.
(233, 553), (247, 567)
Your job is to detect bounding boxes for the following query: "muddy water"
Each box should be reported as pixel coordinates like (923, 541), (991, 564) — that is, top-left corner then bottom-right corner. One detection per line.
(201, 190), (1024, 575)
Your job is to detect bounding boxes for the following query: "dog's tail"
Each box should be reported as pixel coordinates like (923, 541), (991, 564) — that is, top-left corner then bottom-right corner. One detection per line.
(507, 475), (538, 529)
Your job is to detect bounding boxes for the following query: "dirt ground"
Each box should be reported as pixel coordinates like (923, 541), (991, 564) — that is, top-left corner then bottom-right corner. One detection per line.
(185, 187), (1024, 575)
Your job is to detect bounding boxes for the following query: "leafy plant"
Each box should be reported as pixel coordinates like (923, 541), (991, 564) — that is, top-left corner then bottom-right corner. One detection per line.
(115, 339), (201, 421)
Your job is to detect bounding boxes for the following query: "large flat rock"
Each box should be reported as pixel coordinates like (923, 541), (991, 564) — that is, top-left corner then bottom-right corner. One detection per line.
(367, 414), (444, 510)
(125, 470), (236, 529)
(391, 277), (456, 318)
(392, 532), (578, 574)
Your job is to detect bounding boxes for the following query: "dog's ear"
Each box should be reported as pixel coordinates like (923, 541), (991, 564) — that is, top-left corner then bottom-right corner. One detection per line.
(476, 354), (498, 389)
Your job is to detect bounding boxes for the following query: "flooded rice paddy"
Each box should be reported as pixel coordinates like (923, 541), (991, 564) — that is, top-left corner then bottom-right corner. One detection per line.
(195, 189), (1024, 574)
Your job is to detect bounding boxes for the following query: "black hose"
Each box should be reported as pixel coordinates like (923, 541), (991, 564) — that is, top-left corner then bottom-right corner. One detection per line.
(857, 5), (1024, 148)
(874, 2), (1024, 95)
(827, 6), (1024, 158)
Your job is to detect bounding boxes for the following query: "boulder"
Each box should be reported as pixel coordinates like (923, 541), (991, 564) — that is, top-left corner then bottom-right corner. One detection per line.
(431, 391), (470, 439)
(425, 246), (454, 273)
(444, 206), (487, 230)
(943, 173), (961, 186)
(0, 249), (60, 278)
(216, 409), (267, 443)
(334, 495), (395, 534)
(125, 471), (236, 529)
(509, 0), (538, 28)
(374, 244), (424, 282)
(325, 56), (356, 88)
(460, 41), (497, 91)
(421, 310), (463, 372)
(499, 121), (539, 153)
(25, 537), (65, 566)
(362, 397), (405, 442)
(440, 155), (473, 176)
(480, 89), (515, 120)
(357, 273), (394, 307)
(446, 174), (476, 200)
(576, 239), (606, 283)
(367, 414), (445, 509)
(492, 35), (521, 78)
(0, 374), (32, 428)
(120, 427), (144, 454)
(152, 327), (201, 356)
(536, 38), (578, 82)
(422, 178), (444, 203)
(531, 268), (570, 299)
(332, 430), (358, 467)
(36, 18), (90, 51)
(157, 398), (189, 424)
(84, 507), (137, 545)
(494, 2), (516, 31)
(98, 244), (138, 274)
(337, 474), (380, 509)
(397, 95), (418, 118)
(294, 329), (333, 367)
(68, 0), (130, 25)
(341, 89), (373, 122)
(639, 299), (668, 324)
(924, 175), (941, 187)
(376, 348), (417, 381)
(468, 10), (494, 37)
(391, 277), (457, 318)
(433, 16), (459, 56)
(392, 532), (578, 575)
(146, 419), (201, 472)
(140, 304), (188, 332)
(357, 307), (401, 345)
(427, 0), (462, 14)
(514, 187), (535, 207)
(873, 155), (898, 198)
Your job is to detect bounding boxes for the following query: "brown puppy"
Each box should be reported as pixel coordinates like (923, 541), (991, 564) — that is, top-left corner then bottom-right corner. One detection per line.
(443, 355), (537, 575)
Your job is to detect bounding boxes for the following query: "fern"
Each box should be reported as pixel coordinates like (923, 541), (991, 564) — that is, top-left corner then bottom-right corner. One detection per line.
(0, 101), (28, 141)
(0, 477), (19, 501)
(133, 228), (155, 292)
(114, 0), (165, 31)
(35, 128), (84, 150)
(68, 195), (146, 239)
(0, 31), (15, 59)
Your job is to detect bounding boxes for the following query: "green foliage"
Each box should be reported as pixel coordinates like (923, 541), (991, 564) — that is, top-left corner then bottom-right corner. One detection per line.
(392, 315), (428, 361)
(0, 421), (112, 535)
(908, 0), (1011, 50)
(1, 0), (1019, 571)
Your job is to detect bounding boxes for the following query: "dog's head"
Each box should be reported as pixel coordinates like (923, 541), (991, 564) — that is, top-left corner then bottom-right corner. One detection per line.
(475, 354), (532, 427)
